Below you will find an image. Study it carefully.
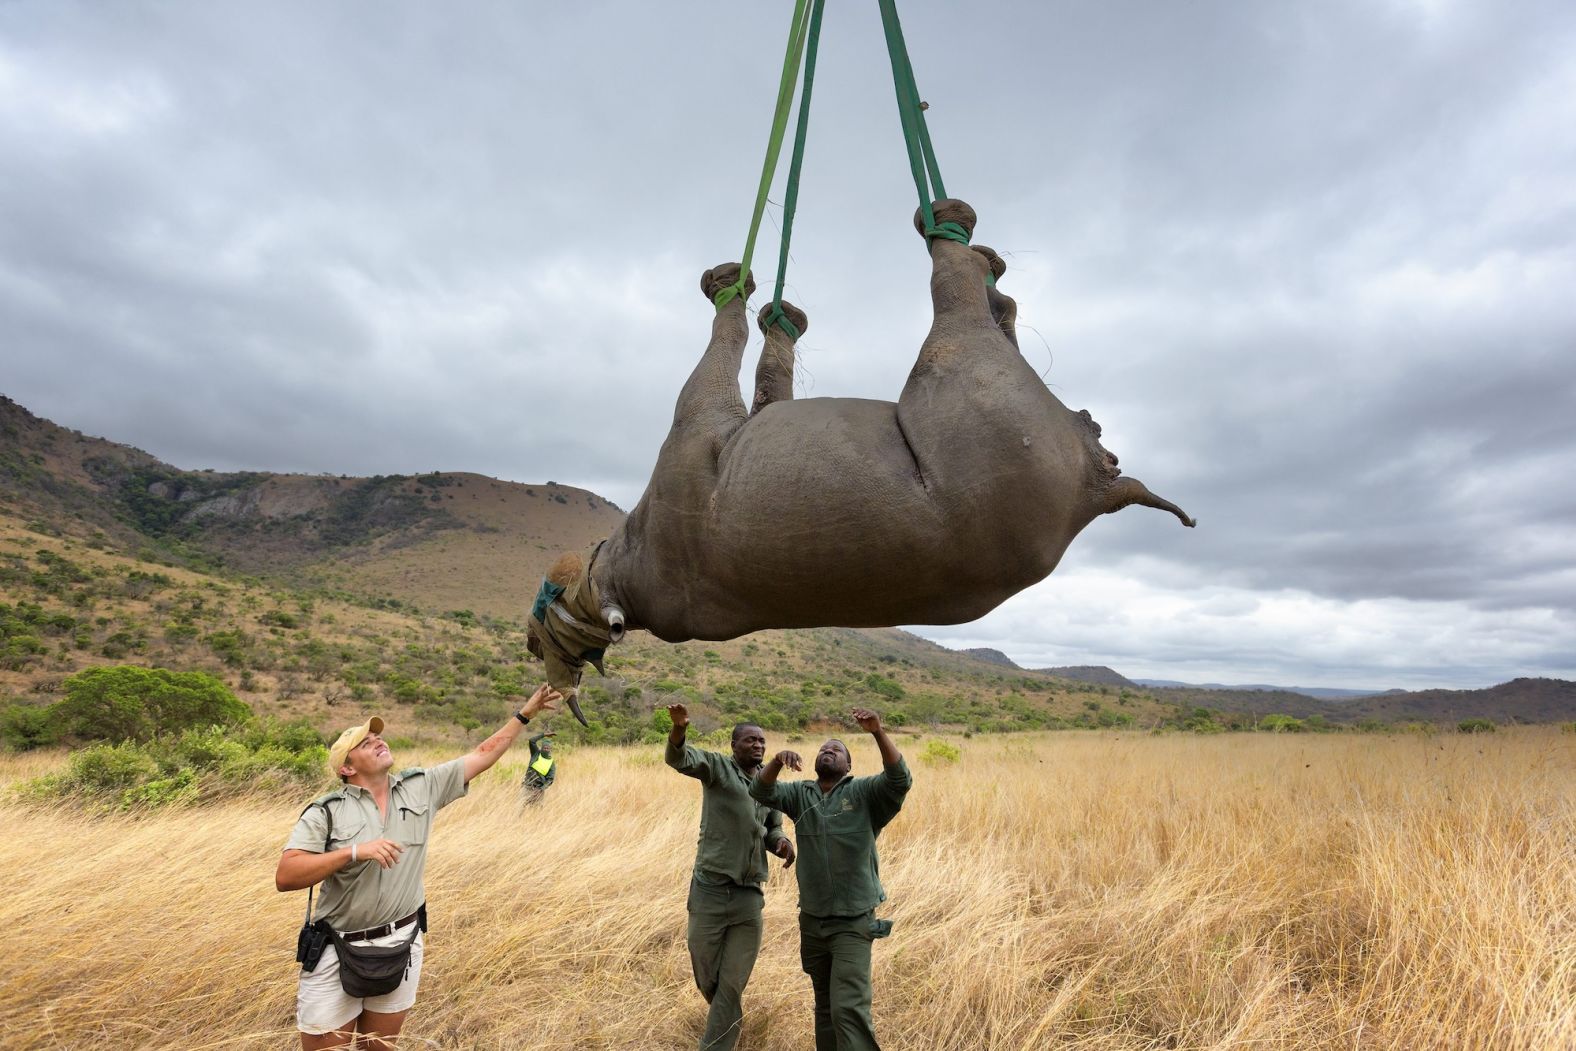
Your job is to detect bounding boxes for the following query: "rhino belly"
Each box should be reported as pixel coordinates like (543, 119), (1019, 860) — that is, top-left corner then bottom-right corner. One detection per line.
(689, 397), (1029, 633)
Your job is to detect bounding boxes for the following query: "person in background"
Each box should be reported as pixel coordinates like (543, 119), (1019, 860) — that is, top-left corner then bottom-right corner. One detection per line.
(521, 731), (557, 805)
(664, 701), (796, 1050)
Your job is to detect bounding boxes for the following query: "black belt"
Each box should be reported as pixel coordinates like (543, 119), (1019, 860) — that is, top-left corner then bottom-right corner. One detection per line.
(338, 910), (420, 943)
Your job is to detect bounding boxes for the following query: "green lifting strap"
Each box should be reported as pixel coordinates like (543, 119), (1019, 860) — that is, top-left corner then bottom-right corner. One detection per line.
(877, 0), (969, 246)
(763, 0), (827, 340)
(714, 0), (814, 312)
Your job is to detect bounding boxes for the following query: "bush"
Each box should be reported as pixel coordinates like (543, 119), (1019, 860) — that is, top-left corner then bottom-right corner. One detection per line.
(863, 674), (906, 701)
(1260, 714), (1304, 733)
(52, 666), (252, 742)
(69, 742), (160, 791)
(1457, 718), (1496, 734)
(19, 717), (328, 809)
(0, 702), (62, 750)
(919, 739), (961, 765)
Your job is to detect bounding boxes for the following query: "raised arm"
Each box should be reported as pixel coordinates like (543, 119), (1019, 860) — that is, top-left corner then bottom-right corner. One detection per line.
(461, 684), (560, 783)
(749, 749), (804, 817)
(853, 707), (901, 767)
(662, 702), (713, 781)
(851, 708), (910, 827)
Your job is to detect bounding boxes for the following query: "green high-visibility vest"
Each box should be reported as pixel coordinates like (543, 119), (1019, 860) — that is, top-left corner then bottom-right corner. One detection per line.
(531, 755), (554, 777)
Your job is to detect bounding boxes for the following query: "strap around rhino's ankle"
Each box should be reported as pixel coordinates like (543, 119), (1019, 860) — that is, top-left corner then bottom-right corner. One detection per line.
(973, 245), (1006, 288)
(915, 199), (977, 247)
(759, 300), (808, 341)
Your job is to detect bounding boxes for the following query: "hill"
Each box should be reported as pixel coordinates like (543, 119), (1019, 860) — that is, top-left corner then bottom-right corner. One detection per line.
(1134, 678), (1394, 701)
(5, 394), (1573, 734)
(1, 395), (623, 618)
(1034, 665), (1136, 688)
(961, 647), (1018, 668)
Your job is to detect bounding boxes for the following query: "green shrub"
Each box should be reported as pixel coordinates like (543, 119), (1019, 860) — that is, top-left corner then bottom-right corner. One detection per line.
(69, 742), (160, 791)
(19, 716), (327, 809)
(1457, 718), (1496, 734)
(919, 739), (961, 765)
(0, 702), (61, 750)
(204, 628), (252, 666)
(52, 666), (252, 742)
(863, 674), (906, 701)
(1260, 714), (1304, 733)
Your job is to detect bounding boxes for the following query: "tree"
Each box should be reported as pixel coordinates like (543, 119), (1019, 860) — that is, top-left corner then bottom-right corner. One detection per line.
(53, 666), (251, 742)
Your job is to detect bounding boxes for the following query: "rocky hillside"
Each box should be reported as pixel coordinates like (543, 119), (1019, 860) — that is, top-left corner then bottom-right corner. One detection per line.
(1, 395), (622, 617)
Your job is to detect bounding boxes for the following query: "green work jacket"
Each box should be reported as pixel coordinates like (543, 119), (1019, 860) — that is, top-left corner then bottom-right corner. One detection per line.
(750, 758), (911, 918)
(666, 736), (787, 887)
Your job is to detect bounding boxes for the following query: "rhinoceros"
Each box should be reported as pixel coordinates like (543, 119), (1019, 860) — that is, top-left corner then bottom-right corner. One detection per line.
(528, 200), (1193, 721)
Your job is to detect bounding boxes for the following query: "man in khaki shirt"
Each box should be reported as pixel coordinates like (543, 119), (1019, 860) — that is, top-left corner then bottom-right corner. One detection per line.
(277, 683), (560, 1050)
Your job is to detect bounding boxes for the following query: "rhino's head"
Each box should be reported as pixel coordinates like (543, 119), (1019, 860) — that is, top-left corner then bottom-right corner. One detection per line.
(525, 544), (628, 726)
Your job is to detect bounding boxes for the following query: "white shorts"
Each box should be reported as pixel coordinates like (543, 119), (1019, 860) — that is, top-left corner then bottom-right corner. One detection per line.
(297, 929), (425, 1035)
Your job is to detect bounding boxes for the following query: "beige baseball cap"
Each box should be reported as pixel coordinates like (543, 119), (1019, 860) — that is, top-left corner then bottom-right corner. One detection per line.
(328, 716), (385, 776)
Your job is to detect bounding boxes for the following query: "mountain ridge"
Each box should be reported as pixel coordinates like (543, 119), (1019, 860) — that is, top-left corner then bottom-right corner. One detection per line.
(4, 393), (1574, 729)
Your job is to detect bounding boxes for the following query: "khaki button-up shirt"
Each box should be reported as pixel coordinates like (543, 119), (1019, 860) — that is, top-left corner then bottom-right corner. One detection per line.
(285, 759), (468, 931)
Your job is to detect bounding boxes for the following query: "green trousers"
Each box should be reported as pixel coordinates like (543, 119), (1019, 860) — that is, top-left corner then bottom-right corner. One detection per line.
(686, 876), (764, 1051)
(799, 911), (880, 1051)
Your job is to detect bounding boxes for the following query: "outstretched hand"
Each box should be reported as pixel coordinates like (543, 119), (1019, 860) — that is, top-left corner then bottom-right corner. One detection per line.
(772, 838), (797, 868)
(851, 708), (882, 734)
(772, 750), (803, 772)
(522, 684), (562, 719)
(663, 702), (689, 731)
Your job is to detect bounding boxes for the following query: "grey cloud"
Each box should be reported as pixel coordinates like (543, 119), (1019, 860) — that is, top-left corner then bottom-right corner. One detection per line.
(3, 0), (1574, 688)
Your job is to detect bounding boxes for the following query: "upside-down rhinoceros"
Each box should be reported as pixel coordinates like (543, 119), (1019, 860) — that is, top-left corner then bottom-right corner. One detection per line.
(528, 200), (1193, 723)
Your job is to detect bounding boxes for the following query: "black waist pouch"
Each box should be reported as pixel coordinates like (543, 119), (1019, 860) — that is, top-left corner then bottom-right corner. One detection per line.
(330, 920), (420, 998)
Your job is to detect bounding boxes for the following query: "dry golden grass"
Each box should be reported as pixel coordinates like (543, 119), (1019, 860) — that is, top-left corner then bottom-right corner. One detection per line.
(2, 729), (1572, 1050)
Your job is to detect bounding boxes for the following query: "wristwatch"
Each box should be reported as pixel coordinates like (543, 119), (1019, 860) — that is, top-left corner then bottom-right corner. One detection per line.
(514, 711), (530, 726)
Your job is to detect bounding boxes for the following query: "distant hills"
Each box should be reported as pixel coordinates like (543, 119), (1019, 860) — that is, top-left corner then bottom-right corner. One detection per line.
(1131, 680), (1398, 702)
(951, 636), (1576, 726)
(5, 392), (1575, 730)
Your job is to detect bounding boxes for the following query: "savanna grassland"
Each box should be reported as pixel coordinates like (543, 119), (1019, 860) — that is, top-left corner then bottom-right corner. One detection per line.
(3, 728), (1572, 1050)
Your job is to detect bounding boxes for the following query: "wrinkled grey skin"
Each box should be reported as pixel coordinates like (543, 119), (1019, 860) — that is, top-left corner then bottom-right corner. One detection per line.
(586, 199), (1192, 645)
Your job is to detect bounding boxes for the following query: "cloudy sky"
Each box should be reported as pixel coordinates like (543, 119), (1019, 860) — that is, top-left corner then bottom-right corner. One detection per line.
(4, 0), (1573, 690)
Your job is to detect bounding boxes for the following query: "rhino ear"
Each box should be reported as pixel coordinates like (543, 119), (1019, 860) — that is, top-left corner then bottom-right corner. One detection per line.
(1100, 476), (1196, 528)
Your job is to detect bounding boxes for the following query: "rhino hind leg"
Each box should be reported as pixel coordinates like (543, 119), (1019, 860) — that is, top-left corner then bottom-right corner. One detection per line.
(972, 245), (1019, 350)
(750, 300), (808, 415)
(671, 264), (758, 428)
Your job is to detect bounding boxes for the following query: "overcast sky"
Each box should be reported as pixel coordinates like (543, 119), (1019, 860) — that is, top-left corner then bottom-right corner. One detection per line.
(4, 0), (1573, 690)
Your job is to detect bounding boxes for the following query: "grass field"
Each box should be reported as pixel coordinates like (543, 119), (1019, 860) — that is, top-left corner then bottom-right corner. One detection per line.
(2, 728), (1572, 1050)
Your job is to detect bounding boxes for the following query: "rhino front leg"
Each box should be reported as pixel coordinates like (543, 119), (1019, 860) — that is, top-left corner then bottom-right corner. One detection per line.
(750, 300), (808, 415)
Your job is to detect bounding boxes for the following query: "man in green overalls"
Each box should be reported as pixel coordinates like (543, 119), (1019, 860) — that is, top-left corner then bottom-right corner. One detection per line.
(521, 731), (556, 805)
(665, 701), (796, 1050)
(750, 708), (910, 1051)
